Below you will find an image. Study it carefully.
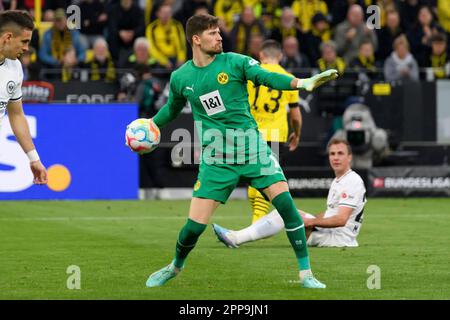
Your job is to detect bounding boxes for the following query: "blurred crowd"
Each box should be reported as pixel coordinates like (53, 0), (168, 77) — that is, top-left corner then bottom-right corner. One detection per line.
(3, 0), (450, 109)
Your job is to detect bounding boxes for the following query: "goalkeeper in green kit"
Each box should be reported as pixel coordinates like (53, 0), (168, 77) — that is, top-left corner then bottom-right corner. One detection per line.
(145, 14), (338, 289)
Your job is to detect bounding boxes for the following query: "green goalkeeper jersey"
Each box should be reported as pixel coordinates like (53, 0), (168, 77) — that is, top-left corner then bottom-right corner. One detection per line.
(153, 52), (295, 163)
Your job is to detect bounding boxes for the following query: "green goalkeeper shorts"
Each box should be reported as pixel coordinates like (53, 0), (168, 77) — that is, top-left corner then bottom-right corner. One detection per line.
(192, 150), (286, 204)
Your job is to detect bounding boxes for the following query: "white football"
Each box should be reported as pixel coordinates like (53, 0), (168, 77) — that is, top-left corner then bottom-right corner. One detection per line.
(125, 118), (160, 154)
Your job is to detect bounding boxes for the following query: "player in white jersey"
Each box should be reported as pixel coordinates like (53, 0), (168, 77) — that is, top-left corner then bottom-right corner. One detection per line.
(213, 138), (367, 247)
(0, 10), (47, 184)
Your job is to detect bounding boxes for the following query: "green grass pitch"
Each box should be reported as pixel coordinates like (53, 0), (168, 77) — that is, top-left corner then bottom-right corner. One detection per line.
(0, 198), (449, 300)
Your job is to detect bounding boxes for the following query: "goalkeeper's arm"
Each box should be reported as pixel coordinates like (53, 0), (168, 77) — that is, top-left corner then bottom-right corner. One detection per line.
(291, 69), (339, 92)
(152, 101), (184, 128)
(249, 66), (338, 92)
(152, 84), (186, 128)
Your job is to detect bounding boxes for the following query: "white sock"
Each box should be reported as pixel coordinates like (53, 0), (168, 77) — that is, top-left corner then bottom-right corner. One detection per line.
(299, 269), (313, 281)
(233, 210), (285, 245)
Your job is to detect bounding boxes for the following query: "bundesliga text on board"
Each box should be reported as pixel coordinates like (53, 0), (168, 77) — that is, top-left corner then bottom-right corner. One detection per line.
(288, 178), (333, 190)
(373, 177), (450, 189)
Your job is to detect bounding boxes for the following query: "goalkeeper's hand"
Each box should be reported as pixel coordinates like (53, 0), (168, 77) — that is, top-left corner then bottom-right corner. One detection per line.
(297, 69), (339, 91)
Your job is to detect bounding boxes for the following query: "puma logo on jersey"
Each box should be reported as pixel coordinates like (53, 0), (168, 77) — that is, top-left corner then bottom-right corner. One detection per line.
(249, 59), (258, 66)
(186, 85), (194, 92)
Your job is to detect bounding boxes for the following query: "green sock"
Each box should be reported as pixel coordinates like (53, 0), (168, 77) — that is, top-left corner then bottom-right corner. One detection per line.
(272, 191), (311, 271)
(173, 218), (207, 269)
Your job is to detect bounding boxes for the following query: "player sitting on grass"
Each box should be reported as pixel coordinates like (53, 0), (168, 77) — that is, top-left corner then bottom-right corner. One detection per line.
(213, 139), (367, 248)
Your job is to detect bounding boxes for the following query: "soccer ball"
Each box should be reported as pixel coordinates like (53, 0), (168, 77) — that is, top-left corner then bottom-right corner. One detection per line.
(125, 118), (160, 154)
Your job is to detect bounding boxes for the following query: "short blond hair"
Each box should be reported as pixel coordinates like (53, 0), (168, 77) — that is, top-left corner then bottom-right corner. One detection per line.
(134, 37), (149, 51)
(393, 34), (410, 51)
(327, 138), (352, 155)
(320, 40), (337, 53)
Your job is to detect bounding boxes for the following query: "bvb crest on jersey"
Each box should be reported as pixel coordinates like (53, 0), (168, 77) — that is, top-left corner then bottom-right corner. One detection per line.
(217, 72), (229, 85)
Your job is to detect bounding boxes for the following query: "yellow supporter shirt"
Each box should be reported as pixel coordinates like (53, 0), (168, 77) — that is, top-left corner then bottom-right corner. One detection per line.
(146, 19), (186, 67)
(438, 0), (450, 33)
(247, 63), (299, 142)
(292, 0), (328, 33)
(214, 0), (244, 31)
